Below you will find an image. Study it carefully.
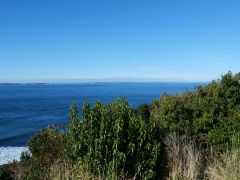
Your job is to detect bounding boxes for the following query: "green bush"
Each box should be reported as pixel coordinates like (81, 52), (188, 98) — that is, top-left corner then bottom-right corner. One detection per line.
(151, 71), (240, 151)
(28, 126), (66, 166)
(15, 126), (66, 179)
(9, 71), (240, 179)
(66, 98), (161, 179)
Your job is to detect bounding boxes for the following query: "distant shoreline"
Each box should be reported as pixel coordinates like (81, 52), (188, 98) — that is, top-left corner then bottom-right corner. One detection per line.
(0, 83), (49, 86)
(0, 82), (207, 85)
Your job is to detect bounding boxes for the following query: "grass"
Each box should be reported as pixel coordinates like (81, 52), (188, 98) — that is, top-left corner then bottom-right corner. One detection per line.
(164, 134), (202, 180)
(47, 159), (129, 180)
(49, 160), (101, 180)
(205, 148), (240, 180)
(5, 136), (240, 179)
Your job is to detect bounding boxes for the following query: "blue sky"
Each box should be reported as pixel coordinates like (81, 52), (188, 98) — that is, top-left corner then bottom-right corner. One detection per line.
(0, 0), (240, 82)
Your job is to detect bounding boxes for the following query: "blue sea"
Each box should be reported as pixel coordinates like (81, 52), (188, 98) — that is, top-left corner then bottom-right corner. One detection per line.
(0, 82), (203, 164)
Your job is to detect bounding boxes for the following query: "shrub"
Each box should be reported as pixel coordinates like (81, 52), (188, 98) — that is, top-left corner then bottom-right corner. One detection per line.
(10, 152), (31, 179)
(0, 164), (14, 180)
(151, 72), (240, 151)
(9, 71), (240, 179)
(16, 126), (66, 179)
(66, 98), (161, 179)
(28, 126), (66, 166)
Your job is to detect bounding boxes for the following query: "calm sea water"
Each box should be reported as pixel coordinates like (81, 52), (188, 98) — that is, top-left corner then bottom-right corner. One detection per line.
(0, 83), (202, 147)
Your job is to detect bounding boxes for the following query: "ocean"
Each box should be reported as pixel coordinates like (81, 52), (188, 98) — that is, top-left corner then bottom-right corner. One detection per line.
(0, 82), (203, 164)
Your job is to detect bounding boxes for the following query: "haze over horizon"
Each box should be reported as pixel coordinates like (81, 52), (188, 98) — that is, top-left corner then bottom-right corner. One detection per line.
(0, 77), (208, 84)
(1, 0), (240, 82)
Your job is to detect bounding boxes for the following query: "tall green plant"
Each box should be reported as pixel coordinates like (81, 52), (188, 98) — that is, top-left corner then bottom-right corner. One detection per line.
(66, 98), (161, 179)
(67, 102), (81, 159)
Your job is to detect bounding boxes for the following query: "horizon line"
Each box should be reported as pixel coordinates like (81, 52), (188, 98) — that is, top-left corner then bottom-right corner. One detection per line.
(0, 78), (209, 84)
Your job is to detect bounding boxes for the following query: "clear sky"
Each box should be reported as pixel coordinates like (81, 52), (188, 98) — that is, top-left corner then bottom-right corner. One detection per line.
(0, 0), (240, 82)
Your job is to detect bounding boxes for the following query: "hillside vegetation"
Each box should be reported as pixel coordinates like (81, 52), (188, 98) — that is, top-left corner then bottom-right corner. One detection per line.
(1, 71), (240, 179)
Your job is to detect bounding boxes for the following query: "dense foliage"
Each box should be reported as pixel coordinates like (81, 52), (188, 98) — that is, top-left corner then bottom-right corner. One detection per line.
(2, 71), (240, 179)
(67, 99), (161, 179)
(151, 71), (240, 150)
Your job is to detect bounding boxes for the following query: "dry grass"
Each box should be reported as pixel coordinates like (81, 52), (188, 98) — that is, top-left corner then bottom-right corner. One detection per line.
(49, 160), (103, 180)
(164, 134), (201, 180)
(205, 149), (240, 180)
(48, 159), (132, 180)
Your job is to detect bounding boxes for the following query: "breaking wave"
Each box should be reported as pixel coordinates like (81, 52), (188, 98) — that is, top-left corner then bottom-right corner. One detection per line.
(0, 147), (28, 165)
